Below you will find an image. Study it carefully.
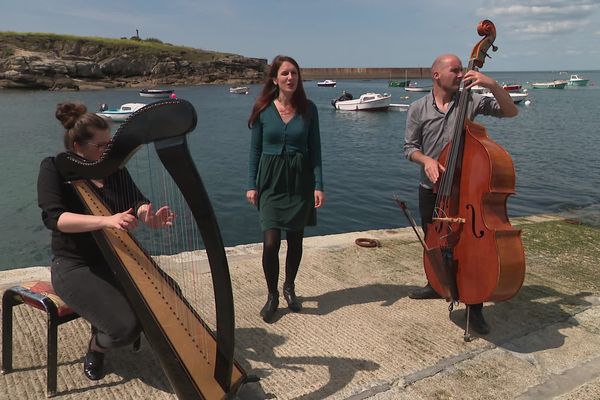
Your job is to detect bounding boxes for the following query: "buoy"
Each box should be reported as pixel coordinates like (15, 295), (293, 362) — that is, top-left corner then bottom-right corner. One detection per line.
(524, 100), (531, 106)
(170, 92), (177, 99)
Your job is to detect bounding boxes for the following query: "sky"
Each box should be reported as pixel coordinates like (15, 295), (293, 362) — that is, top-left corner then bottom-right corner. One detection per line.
(2, 0), (600, 71)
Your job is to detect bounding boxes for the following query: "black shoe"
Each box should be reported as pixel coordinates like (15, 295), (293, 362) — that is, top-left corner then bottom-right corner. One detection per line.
(283, 283), (302, 312)
(409, 284), (442, 299)
(260, 292), (279, 323)
(468, 306), (490, 335)
(83, 336), (106, 380)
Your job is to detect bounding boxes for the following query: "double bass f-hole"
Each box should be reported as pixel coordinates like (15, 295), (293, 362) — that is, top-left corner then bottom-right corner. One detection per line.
(466, 204), (485, 238)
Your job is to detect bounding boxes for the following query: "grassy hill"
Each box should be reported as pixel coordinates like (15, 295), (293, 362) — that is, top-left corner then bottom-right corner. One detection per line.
(0, 31), (234, 62)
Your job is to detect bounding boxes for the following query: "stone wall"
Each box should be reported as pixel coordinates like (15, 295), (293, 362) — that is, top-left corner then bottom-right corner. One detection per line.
(301, 67), (431, 80)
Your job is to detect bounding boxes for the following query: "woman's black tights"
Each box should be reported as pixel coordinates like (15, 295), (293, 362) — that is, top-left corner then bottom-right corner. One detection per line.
(262, 229), (304, 294)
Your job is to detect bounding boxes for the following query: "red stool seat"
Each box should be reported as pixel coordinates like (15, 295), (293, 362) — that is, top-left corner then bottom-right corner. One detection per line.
(16, 281), (75, 318)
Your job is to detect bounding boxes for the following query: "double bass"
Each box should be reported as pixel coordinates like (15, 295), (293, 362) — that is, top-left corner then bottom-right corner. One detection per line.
(400, 20), (525, 338)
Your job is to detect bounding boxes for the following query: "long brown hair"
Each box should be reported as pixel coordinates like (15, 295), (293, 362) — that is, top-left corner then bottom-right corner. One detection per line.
(247, 55), (309, 128)
(55, 102), (109, 151)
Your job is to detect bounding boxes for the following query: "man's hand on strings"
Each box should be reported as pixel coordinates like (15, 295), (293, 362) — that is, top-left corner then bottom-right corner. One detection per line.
(106, 208), (139, 231)
(423, 157), (446, 184)
(138, 203), (176, 228)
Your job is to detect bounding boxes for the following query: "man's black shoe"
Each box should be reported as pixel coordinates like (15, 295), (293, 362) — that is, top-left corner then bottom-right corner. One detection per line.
(468, 306), (490, 335)
(408, 284), (442, 299)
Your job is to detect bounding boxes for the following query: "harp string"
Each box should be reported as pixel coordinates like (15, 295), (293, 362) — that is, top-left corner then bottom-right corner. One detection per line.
(120, 143), (213, 357)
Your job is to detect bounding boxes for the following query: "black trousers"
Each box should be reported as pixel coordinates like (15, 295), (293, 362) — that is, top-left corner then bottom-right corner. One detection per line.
(51, 257), (141, 349)
(418, 186), (482, 311)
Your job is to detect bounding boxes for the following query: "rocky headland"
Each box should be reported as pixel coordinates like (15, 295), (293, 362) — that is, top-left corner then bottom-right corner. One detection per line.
(0, 32), (267, 90)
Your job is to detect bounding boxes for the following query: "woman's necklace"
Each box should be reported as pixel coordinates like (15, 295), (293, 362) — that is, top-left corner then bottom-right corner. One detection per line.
(276, 98), (295, 115)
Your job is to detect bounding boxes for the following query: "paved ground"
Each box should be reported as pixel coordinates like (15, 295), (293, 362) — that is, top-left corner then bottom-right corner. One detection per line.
(1, 214), (599, 399)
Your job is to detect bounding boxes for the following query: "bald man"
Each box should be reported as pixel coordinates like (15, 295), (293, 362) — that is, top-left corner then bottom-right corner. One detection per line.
(403, 54), (518, 335)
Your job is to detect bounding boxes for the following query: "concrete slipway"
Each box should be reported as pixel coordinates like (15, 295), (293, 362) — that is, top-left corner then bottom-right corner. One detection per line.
(1, 214), (599, 399)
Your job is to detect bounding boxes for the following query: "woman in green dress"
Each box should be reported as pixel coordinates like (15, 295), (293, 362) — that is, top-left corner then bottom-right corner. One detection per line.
(247, 55), (325, 323)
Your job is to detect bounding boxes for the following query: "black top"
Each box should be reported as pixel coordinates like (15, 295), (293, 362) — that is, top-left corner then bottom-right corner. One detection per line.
(37, 156), (148, 264)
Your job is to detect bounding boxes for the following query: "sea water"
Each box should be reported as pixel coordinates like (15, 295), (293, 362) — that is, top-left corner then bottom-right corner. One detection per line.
(1, 71), (599, 270)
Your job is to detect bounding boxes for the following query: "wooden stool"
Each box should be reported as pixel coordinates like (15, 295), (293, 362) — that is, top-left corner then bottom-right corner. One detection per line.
(2, 281), (79, 397)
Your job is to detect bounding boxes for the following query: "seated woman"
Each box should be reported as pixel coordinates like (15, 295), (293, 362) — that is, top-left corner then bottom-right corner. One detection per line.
(37, 102), (175, 380)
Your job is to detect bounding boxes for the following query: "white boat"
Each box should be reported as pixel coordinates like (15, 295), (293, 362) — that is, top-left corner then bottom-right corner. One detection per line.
(96, 103), (146, 122)
(139, 88), (174, 98)
(317, 80), (337, 87)
(389, 103), (410, 111)
(331, 92), (391, 111)
(531, 80), (568, 89)
(470, 86), (529, 104)
(567, 74), (589, 86)
(501, 84), (523, 92)
(229, 86), (249, 94)
(405, 85), (431, 93)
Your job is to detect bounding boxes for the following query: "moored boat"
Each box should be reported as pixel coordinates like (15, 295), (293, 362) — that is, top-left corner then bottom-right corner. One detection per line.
(502, 84), (523, 92)
(389, 79), (411, 88)
(229, 86), (249, 94)
(405, 82), (432, 92)
(567, 74), (589, 86)
(389, 103), (410, 111)
(139, 88), (174, 98)
(531, 80), (568, 89)
(317, 80), (337, 87)
(96, 103), (146, 122)
(331, 92), (391, 111)
(405, 86), (431, 93)
(470, 85), (529, 104)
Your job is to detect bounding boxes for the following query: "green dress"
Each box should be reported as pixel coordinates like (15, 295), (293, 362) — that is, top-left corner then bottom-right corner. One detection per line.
(248, 101), (323, 232)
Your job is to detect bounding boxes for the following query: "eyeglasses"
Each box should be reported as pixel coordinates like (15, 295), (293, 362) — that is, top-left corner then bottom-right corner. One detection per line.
(85, 141), (111, 149)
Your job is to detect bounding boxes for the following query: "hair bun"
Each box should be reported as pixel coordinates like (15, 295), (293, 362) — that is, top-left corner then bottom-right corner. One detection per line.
(55, 102), (87, 129)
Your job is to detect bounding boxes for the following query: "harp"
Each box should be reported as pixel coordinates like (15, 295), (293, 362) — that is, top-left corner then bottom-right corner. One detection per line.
(54, 99), (246, 399)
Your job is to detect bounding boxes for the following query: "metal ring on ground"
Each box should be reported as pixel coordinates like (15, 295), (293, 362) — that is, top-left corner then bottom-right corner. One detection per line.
(355, 238), (381, 248)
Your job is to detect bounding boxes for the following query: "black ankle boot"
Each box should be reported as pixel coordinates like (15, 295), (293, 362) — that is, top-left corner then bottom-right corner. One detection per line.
(283, 283), (302, 312)
(260, 292), (279, 323)
(84, 335), (106, 380)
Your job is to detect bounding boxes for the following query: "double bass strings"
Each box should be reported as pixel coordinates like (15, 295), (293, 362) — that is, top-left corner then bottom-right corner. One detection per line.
(434, 63), (474, 226)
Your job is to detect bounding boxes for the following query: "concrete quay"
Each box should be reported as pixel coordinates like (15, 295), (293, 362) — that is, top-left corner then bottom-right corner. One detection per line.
(300, 67), (431, 80)
(1, 214), (599, 399)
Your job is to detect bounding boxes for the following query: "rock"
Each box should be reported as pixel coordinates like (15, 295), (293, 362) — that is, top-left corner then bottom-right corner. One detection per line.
(0, 33), (266, 90)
